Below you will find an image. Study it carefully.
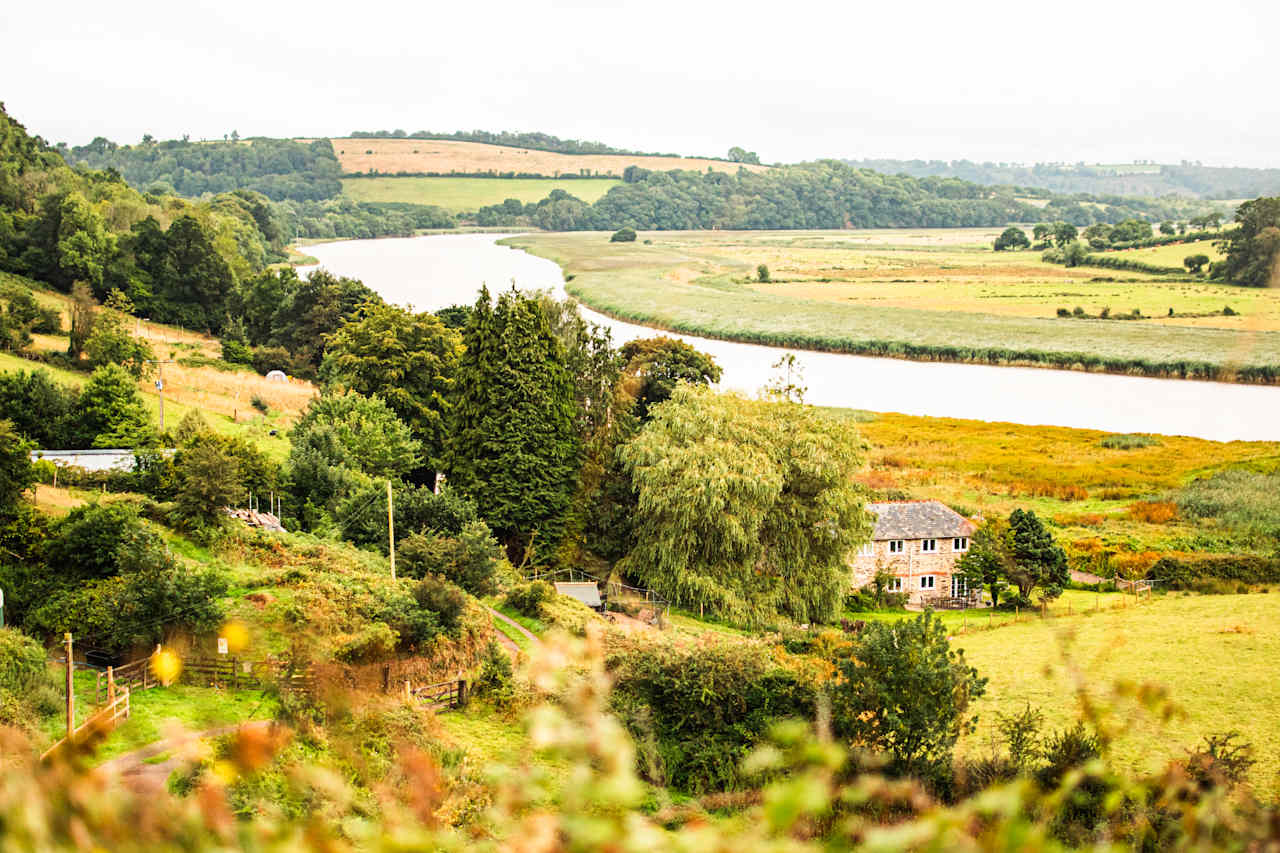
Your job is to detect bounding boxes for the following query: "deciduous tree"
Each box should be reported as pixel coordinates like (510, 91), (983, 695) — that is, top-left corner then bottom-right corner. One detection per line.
(620, 386), (868, 624)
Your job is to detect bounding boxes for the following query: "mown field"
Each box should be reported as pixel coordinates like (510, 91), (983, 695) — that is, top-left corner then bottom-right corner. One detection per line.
(955, 592), (1280, 788)
(505, 231), (1280, 377)
(341, 176), (621, 211)
(326, 137), (769, 178)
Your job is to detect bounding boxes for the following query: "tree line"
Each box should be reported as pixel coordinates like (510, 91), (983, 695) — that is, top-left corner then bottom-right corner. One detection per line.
(847, 157), (1280, 200)
(61, 136), (343, 202)
(475, 161), (1221, 231)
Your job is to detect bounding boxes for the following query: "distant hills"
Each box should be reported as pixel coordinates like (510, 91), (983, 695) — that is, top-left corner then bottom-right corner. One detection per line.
(845, 160), (1280, 201)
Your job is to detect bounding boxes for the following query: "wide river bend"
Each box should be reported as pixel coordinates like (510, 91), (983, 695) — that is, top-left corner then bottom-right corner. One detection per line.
(304, 234), (1278, 443)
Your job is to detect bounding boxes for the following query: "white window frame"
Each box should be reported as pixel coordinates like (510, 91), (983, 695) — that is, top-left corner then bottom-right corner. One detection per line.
(887, 577), (903, 592)
(857, 542), (874, 557)
(919, 575), (936, 590)
(951, 575), (968, 597)
(953, 537), (969, 552)
(921, 538), (937, 553)
(888, 539), (905, 554)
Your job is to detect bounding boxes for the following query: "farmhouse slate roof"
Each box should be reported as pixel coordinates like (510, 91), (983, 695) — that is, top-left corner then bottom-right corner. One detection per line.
(867, 501), (976, 540)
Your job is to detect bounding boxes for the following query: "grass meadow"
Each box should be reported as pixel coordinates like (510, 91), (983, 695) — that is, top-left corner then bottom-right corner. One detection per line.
(953, 592), (1280, 789)
(341, 176), (621, 211)
(1108, 238), (1224, 268)
(506, 231), (1280, 378)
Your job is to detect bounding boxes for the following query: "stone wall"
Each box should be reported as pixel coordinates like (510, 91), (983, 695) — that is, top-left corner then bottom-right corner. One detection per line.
(852, 536), (969, 605)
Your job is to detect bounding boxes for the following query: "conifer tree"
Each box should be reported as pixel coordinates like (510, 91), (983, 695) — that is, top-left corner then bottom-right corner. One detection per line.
(446, 286), (580, 562)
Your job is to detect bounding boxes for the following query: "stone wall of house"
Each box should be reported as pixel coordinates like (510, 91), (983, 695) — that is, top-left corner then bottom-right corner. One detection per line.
(851, 536), (970, 605)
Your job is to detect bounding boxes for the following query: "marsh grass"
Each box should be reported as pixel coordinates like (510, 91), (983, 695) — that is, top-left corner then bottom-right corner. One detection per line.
(507, 232), (1280, 380)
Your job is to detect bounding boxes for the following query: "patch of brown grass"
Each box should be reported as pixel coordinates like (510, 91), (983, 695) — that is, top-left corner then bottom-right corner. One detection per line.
(1127, 501), (1179, 524)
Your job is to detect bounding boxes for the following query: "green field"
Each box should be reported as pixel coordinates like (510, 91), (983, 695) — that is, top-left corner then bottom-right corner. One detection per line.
(504, 231), (1280, 379)
(1108, 238), (1224, 268)
(954, 592), (1280, 788)
(341, 176), (621, 211)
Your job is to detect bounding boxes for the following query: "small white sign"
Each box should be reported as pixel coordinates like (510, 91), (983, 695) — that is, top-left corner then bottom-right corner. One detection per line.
(155, 380), (164, 391)
(217, 637), (229, 655)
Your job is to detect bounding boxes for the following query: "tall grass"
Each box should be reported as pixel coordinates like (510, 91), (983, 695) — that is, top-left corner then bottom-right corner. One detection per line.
(1172, 469), (1280, 546)
(508, 235), (1280, 385)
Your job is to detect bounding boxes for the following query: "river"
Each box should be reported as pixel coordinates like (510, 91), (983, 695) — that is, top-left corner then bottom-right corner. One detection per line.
(303, 234), (1278, 442)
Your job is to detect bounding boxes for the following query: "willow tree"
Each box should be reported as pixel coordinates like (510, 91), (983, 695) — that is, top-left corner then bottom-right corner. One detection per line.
(445, 286), (580, 562)
(619, 386), (870, 625)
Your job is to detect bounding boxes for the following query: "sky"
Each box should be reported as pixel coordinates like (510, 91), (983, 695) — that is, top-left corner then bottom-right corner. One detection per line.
(4, 0), (1279, 167)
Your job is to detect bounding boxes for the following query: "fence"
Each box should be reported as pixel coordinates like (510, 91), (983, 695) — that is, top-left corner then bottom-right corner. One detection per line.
(41, 686), (131, 763)
(404, 677), (468, 711)
(95, 651), (314, 704)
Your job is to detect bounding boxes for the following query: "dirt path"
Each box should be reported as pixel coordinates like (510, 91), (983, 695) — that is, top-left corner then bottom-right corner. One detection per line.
(485, 604), (538, 655)
(98, 720), (273, 790)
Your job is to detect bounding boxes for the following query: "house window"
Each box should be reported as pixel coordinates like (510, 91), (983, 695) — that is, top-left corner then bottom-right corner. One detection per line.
(953, 537), (969, 552)
(888, 540), (904, 554)
(920, 575), (936, 590)
(887, 577), (903, 592)
(921, 539), (937, 553)
(857, 542), (874, 557)
(951, 575), (968, 597)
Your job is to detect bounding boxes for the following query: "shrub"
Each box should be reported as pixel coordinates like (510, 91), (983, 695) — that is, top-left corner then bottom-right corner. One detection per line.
(537, 593), (599, 636)
(831, 612), (987, 777)
(396, 520), (505, 595)
(220, 338), (254, 365)
(607, 633), (816, 793)
(504, 581), (553, 619)
(609, 227), (637, 243)
(334, 623), (398, 664)
(1099, 433), (1161, 449)
(250, 394), (269, 415)
(0, 628), (45, 693)
(756, 264), (770, 282)
(472, 640), (515, 709)
(1056, 307), (1071, 318)
(1150, 553), (1280, 589)
(412, 575), (466, 633)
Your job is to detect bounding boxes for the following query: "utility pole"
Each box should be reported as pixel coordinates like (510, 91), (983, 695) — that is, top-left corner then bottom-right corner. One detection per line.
(64, 632), (74, 740)
(145, 359), (175, 431)
(387, 479), (396, 581)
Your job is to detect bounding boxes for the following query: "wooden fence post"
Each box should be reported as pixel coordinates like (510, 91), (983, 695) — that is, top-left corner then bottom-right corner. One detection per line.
(231, 657), (238, 691)
(64, 633), (74, 741)
(107, 666), (116, 706)
(404, 680), (411, 701)
(457, 679), (468, 708)
(381, 665), (390, 694)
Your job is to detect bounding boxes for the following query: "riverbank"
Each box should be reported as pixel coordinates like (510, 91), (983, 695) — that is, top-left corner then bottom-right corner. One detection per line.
(501, 231), (1280, 385)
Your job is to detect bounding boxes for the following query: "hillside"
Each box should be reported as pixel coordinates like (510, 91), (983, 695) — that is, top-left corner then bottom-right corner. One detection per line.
(848, 158), (1280, 200)
(326, 137), (771, 178)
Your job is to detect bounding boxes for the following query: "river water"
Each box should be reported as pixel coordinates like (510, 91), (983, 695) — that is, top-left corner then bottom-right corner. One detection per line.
(304, 234), (1278, 442)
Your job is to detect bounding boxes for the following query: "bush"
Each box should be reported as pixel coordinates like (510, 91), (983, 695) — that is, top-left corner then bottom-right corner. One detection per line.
(472, 640), (516, 709)
(1099, 433), (1161, 449)
(396, 520), (505, 595)
(0, 627), (45, 693)
(220, 338), (254, 365)
(1150, 553), (1280, 589)
(504, 581), (553, 619)
(250, 394), (269, 415)
(607, 634), (816, 793)
(756, 264), (770, 282)
(412, 575), (466, 633)
(610, 227), (637, 243)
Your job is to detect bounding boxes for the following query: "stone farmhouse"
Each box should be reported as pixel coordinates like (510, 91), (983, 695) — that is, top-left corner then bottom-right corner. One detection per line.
(851, 501), (978, 606)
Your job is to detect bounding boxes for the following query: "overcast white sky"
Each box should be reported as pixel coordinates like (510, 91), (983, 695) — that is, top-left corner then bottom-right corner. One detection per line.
(3, 0), (1278, 167)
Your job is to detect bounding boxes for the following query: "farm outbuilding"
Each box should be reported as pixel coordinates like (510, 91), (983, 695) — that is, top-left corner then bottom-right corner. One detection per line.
(554, 582), (603, 611)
